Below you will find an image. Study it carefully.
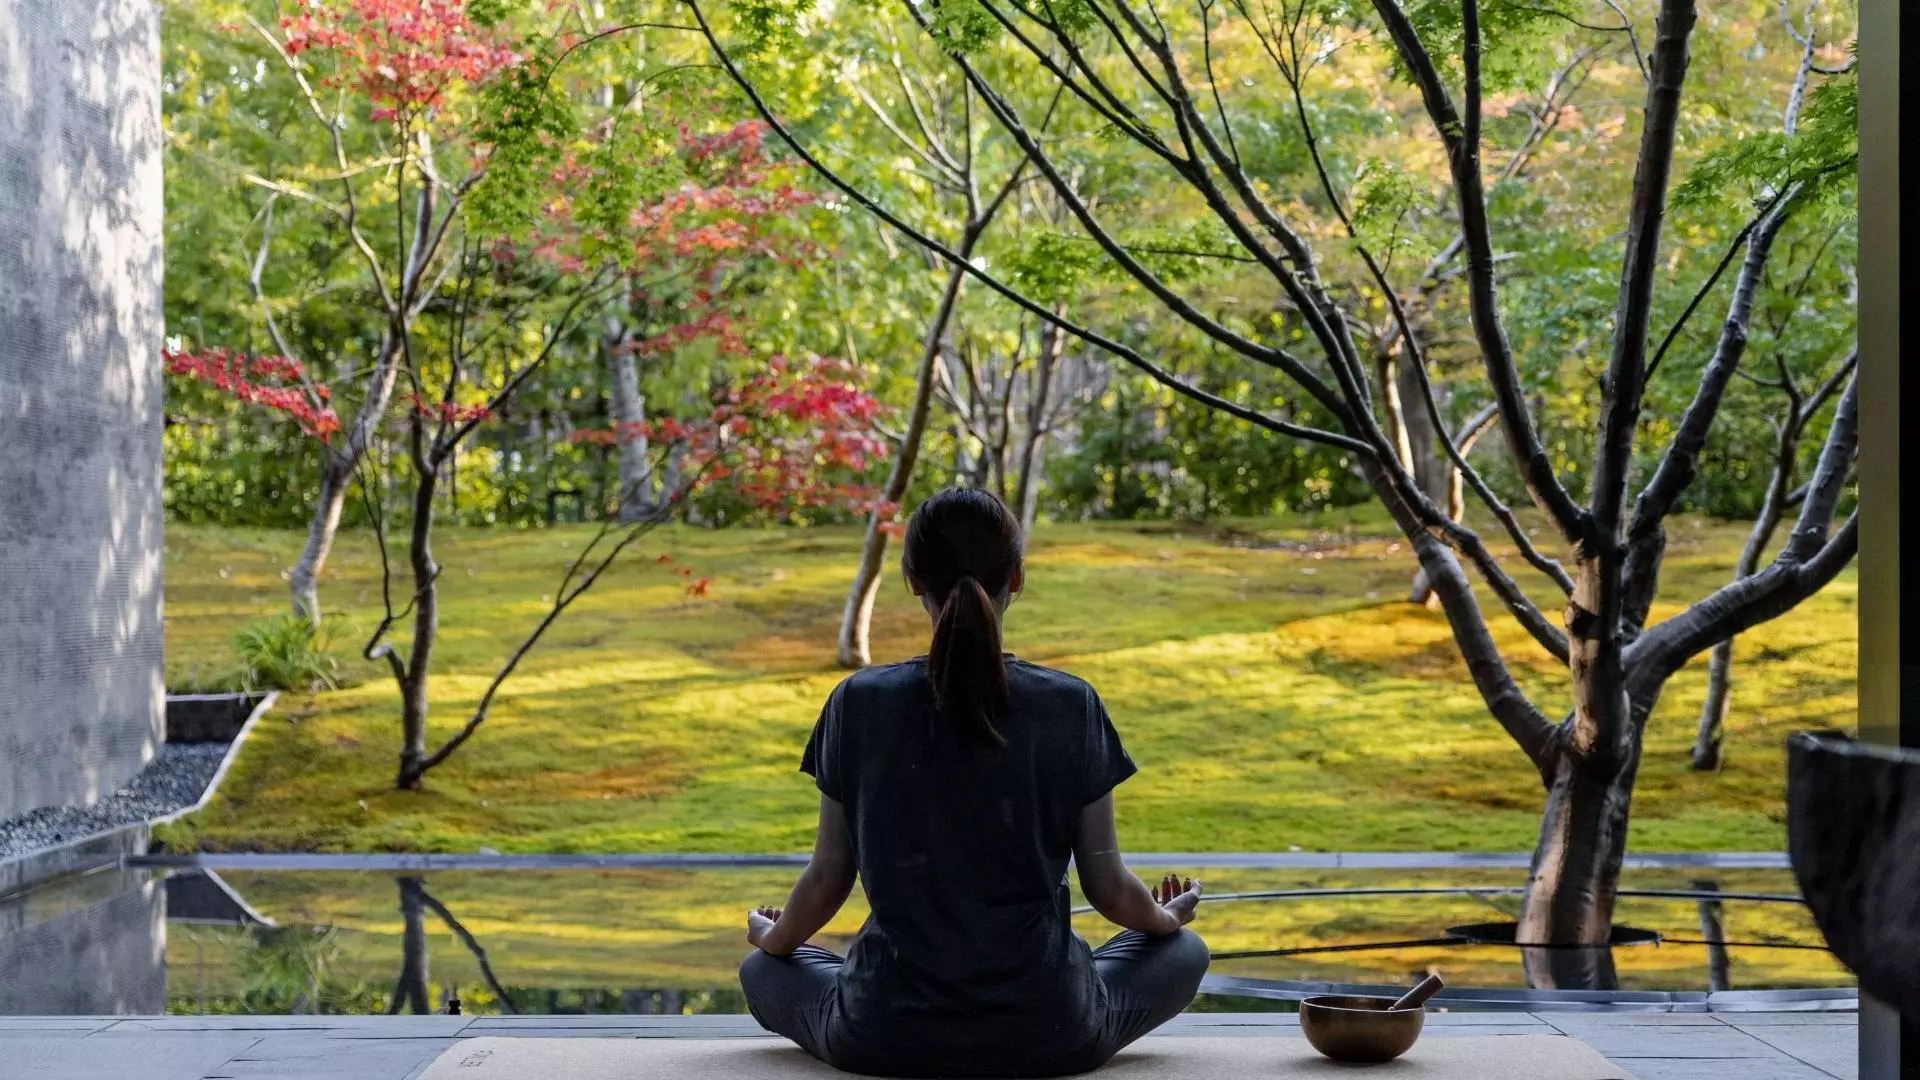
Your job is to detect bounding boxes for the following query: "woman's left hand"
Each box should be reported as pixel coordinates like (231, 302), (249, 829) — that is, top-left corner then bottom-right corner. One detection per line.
(747, 905), (784, 951)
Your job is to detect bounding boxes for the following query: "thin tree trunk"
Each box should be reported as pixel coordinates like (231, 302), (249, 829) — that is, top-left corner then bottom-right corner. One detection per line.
(1399, 358), (1445, 606)
(398, 418), (440, 789)
(290, 330), (406, 622)
(607, 326), (655, 523)
(1376, 350), (1448, 607)
(837, 254), (972, 669)
(1011, 321), (1064, 533)
(1693, 641), (1737, 772)
(290, 458), (355, 624)
(988, 350), (1016, 502)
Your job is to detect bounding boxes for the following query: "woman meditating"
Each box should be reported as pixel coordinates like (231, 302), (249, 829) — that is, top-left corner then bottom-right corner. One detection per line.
(740, 488), (1208, 1077)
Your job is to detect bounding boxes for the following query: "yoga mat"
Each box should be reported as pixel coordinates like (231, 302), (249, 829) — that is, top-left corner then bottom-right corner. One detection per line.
(418, 1034), (1639, 1079)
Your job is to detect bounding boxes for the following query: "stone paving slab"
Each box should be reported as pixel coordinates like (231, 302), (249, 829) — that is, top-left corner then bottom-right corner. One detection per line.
(0, 1013), (1857, 1080)
(9, 1033), (259, 1079)
(1741, 1024), (1858, 1079)
(199, 1036), (459, 1080)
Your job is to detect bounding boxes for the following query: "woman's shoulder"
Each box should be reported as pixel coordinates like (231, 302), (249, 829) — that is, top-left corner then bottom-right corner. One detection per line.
(833, 657), (929, 701)
(1005, 658), (1100, 703)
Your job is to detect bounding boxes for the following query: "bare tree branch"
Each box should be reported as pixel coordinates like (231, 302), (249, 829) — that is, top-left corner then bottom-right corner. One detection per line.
(1644, 187), (1793, 383)
(925, 1), (1357, 417)
(245, 13), (397, 314)
(1369, 0), (1588, 544)
(1620, 196), (1797, 628)
(410, 495), (684, 778)
(246, 198), (333, 419)
(1623, 371), (1857, 694)
(1371, 460), (1560, 771)
(1590, 0), (1699, 541)
(682, 0), (1370, 454)
(1601, 0), (1649, 83)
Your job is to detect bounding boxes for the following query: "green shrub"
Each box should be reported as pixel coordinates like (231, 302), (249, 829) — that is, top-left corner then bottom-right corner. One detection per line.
(234, 614), (342, 692)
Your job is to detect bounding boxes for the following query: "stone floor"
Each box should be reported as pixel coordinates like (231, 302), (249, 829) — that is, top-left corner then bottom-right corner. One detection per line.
(1, 1011), (1857, 1080)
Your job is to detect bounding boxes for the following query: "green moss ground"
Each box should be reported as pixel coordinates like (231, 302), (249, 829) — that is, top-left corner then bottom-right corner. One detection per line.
(156, 512), (1857, 855)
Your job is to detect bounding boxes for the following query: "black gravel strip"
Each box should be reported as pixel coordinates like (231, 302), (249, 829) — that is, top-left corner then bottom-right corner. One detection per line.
(0, 742), (230, 859)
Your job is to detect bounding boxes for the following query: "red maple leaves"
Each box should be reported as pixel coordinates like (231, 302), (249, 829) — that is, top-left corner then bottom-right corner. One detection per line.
(407, 393), (495, 425)
(276, 0), (520, 123)
(573, 354), (892, 518)
(164, 347), (341, 440)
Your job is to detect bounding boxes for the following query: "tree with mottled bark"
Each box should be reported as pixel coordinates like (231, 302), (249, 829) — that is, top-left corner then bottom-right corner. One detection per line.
(689, 0), (1859, 987)
(189, 1), (522, 624)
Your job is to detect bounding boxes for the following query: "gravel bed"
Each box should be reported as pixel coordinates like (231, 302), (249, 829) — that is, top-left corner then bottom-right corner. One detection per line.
(0, 742), (230, 859)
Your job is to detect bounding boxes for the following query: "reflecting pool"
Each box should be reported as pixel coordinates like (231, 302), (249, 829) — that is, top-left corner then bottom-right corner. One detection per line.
(0, 863), (1850, 1015)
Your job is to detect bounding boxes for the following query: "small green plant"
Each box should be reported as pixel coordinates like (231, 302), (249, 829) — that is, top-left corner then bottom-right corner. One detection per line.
(234, 614), (342, 692)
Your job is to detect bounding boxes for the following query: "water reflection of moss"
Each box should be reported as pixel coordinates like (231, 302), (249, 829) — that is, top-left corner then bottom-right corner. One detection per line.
(163, 867), (1849, 1014)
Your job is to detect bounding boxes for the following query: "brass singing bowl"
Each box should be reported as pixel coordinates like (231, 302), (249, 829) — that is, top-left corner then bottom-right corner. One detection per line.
(1298, 994), (1426, 1063)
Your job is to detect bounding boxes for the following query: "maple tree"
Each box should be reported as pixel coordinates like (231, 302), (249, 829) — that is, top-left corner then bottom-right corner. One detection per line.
(370, 345), (890, 789)
(172, 248), (890, 791)
(576, 114), (827, 525)
(169, 0), (533, 623)
(166, 0), (882, 787)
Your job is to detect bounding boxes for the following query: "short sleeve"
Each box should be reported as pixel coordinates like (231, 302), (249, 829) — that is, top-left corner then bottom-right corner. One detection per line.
(800, 681), (846, 802)
(1082, 687), (1137, 805)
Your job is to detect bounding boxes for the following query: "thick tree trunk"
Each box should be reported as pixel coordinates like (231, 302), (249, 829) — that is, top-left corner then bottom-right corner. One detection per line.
(837, 257), (971, 668)
(397, 426), (440, 789)
(289, 328), (405, 623)
(607, 328), (656, 523)
(1519, 737), (1638, 989)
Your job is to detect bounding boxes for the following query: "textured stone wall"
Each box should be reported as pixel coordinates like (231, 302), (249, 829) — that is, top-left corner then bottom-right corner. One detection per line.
(0, 0), (165, 820)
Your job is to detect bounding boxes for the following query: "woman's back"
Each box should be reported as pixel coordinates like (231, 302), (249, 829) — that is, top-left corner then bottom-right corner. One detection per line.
(738, 489), (1205, 1078)
(804, 655), (1135, 1068)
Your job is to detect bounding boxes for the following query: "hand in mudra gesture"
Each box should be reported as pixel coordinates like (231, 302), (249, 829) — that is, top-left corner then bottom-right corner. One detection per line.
(747, 905), (783, 951)
(1153, 874), (1203, 927)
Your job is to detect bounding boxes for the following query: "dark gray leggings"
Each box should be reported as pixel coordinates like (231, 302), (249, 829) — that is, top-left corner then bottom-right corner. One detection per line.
(739, 928), (1209, 1077)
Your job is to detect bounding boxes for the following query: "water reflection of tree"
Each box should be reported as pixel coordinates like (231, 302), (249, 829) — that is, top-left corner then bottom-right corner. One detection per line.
(389, 878), (433, 1014)
(1694, 880), (1732, 993)
(389, 876), (519, 1015)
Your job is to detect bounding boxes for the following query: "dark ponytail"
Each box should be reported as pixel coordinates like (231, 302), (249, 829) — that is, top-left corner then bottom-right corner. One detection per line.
(902, 489), (1023, 748)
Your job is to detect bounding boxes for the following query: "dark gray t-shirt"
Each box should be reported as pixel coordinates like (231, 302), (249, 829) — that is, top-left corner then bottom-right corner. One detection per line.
(801, 656), (1137, 1074)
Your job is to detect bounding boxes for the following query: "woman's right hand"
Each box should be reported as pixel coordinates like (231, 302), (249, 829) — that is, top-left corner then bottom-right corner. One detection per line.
(1153, 874), (1203, 927)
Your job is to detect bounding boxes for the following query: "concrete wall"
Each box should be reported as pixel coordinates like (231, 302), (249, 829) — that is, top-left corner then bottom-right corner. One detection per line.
(0, 0), (165, 820)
